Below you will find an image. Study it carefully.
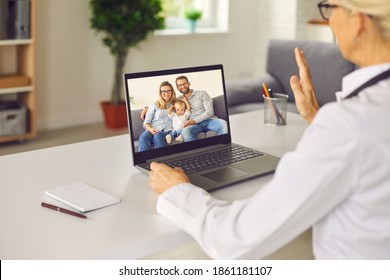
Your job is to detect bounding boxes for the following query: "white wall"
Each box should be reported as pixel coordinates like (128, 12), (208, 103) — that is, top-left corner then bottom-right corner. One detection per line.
(35, 0), (331, 130)
(254, 0), (333, 77)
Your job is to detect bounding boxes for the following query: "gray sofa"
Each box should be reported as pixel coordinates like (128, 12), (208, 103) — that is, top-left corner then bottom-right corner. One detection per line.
(225, 39), (356, 115)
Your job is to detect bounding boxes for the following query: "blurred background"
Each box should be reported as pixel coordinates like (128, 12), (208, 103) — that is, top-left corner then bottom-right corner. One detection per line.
(0, 0), (332, 150)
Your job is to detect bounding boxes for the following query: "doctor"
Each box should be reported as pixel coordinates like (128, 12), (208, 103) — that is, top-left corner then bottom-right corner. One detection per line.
(149, 0), (390, 259)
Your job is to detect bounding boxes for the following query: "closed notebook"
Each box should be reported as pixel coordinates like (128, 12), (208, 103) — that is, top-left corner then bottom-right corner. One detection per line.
(44, 182), (120, 212)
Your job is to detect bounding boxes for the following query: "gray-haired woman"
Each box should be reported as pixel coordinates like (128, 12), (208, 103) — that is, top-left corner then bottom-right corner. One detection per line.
(149, 0), (390, 259)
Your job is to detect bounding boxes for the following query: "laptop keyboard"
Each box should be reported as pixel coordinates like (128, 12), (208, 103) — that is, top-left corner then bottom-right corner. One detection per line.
(162, 145), (264, 174)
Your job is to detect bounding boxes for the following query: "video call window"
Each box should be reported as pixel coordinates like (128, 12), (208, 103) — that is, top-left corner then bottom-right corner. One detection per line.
(125, 68), (229, 154)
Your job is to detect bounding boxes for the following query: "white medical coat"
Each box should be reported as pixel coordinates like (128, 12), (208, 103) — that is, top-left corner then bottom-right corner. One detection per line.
(156, 63), (390, 259)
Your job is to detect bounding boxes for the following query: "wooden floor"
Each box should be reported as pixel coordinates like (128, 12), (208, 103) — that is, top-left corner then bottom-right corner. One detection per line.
(0, 122), (128, 156)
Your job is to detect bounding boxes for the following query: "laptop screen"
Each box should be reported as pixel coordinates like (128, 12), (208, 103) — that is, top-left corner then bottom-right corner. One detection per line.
(124, 65), (232, 165)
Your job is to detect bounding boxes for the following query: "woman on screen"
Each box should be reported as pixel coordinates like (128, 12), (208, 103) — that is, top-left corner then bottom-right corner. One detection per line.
(138, 81), (176, 152)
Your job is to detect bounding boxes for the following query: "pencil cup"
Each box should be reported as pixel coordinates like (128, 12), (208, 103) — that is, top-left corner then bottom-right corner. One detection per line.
(263, 93), (288, 126)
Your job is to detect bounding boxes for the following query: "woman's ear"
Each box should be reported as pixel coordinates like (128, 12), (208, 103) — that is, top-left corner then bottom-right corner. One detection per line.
(351, 12), (366, 41)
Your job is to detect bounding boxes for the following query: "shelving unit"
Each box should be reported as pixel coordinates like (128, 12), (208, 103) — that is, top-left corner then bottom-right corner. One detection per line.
(0, 0), (36, 143)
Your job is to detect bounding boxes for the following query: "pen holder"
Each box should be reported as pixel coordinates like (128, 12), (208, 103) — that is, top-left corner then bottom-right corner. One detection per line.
(263, 93), (288, 126)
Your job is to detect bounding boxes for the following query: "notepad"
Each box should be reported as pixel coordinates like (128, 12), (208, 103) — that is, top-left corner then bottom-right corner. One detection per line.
(44, 183), (120, 212)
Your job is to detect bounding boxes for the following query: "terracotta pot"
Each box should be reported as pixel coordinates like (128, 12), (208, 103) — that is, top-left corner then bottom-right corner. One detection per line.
(100, 101), (128, 129)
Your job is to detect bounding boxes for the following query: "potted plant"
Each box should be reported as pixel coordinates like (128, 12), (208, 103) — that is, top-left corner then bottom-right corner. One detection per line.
(184, 8), (202, 33)
(89, 0), (165, 129)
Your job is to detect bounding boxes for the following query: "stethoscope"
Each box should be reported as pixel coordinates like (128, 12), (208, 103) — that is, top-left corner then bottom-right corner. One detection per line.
(343, 68), (390, 100)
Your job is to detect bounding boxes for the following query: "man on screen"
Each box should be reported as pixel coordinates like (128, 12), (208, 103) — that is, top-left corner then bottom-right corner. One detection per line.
(174, 75), (227, 142)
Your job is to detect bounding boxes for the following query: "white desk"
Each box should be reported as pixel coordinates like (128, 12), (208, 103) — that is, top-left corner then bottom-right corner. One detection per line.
(0, 111), (308, 259)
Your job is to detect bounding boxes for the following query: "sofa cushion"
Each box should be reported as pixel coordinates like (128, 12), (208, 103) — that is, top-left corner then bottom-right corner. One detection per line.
(130, 108), (144, 141)
(212, 94), (228, 120)
(225, 74), (285, 107)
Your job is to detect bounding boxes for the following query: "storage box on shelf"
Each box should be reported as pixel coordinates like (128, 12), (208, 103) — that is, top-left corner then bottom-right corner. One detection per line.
(0, 100), (27, 137)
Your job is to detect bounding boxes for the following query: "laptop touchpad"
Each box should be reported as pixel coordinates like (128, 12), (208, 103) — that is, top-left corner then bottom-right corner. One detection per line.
(201, 167), (247, 182)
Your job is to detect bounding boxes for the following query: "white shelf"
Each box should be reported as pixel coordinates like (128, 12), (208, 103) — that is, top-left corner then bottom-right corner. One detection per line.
(0, 39), (33, 46)
(0, 86), (33, 95)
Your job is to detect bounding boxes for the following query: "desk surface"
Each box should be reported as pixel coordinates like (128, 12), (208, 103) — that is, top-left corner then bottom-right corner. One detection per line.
(0, 110), (308, 259)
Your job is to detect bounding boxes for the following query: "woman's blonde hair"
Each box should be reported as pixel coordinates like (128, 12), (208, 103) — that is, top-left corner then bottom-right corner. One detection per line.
(340, 0), (390, 39)
(156, 81), (176, 109)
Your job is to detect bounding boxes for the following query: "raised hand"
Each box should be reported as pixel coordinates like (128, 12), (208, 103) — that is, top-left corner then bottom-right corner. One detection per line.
(290, 47), (319, 123)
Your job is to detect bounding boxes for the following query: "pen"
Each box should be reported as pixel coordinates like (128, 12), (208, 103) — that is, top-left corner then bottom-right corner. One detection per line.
(268, 88), (274, 98)
(262, 83), (271, 97)
(262, 82), (280, 124)
(262, 83), (286, 125)
(41, 202), (87, 219)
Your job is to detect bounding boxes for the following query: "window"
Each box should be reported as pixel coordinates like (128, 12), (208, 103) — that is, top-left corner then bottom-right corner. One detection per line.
(160, 0), (228, 32)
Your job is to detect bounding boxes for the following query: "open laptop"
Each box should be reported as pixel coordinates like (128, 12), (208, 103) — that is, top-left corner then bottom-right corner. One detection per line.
(124, 64), (279, 191)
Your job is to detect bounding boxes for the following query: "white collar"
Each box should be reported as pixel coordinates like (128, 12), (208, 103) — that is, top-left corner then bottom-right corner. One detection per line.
(335, 63), (390, 101)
